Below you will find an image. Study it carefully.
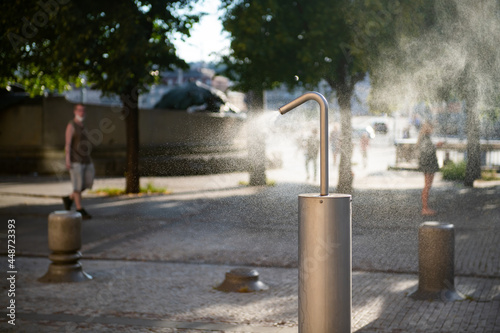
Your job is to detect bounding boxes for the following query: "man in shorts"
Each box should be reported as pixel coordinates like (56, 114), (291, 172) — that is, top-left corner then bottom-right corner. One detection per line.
(62, 104), (94, 219)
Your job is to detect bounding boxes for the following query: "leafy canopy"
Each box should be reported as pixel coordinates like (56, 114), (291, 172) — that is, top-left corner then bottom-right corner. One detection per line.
(1, 0), (200, 96)
(221, 0), (367, 92)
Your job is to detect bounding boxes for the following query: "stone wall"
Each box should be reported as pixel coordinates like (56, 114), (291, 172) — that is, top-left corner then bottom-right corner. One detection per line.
(0, 96), (248, 176)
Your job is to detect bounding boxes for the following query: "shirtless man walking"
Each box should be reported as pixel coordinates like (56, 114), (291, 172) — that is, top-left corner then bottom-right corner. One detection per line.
(62, 104), (94, 219)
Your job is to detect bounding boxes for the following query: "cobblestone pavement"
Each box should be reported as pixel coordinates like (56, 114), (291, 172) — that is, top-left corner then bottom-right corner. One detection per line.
(0, 168), (499, 332)
(2, 258), (500, 333)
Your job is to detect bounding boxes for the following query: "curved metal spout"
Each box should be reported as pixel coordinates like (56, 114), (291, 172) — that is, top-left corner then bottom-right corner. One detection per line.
(279, 92), (329, 196)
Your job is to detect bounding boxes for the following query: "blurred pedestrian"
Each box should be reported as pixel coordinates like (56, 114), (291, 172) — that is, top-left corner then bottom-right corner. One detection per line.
(417, 122), (442, 216)
(403, 126), (411, 139)
(360, 132), (370, 168)
(304, 128), (319, 181)
(62, 104), (94, 219)
(330, 124), (340, 166)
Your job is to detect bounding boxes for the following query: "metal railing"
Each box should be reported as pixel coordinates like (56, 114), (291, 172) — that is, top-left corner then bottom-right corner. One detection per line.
(394, 138), (500, 170)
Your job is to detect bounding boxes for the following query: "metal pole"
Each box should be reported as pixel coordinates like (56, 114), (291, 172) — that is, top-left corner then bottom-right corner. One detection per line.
(279, 92), (352, 333)
(299, 194), (352, 333)
(279, 92), (329, 196)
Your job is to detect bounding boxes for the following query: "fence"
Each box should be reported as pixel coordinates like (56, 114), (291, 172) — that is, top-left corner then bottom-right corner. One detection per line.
(0, 96), (248, 176)
(394, 138), (500, 170)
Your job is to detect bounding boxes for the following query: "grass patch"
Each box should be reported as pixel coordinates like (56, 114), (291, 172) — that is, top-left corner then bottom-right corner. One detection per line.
(481, 169), (500, 181)
(441, 161), (500, 181)
(91, 182), (171, 196)
(141, 182), (171, 194)
(238, 179), (276, 186)
(441, 161), (466, 181)
(91, 187), (126, 196)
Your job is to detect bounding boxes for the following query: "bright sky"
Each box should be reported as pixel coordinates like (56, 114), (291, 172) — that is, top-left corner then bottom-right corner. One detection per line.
(173, 0), (231, 63)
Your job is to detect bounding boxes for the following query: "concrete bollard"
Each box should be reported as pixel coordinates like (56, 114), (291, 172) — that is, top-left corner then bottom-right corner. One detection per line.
(38, 211), (92, 283)
(409, 221), (464, 301)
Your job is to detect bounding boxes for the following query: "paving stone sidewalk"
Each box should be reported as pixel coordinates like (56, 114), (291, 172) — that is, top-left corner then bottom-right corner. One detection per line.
(0, 170), (499, 332)
(1, 257), (499, 333)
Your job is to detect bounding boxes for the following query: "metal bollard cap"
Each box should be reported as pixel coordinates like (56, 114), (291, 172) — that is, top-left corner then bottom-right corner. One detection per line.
(420, 221), (454, 229)
(215, 268), (268, 293)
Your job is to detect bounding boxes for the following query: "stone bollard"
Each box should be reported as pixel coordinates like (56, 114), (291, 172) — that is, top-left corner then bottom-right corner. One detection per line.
(409, 221), (464, 301)
(38, 211), (92, 283)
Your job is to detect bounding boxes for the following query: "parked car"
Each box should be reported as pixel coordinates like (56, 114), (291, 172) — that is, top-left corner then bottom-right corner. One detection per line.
(372, 122), (388, 134)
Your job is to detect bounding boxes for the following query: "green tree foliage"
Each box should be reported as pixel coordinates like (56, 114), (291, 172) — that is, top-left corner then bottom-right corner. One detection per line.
(221, 0), (413, 193)
(369, 0), (499, 186)
(1, 0), (199, 193)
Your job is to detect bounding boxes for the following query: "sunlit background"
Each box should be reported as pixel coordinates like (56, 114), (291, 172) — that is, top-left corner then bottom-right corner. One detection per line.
(173, 0), (230, 63)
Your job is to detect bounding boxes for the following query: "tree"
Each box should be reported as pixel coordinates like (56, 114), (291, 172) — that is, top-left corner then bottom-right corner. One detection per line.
(369, 0), (500, 186)
(221, 0), (404, 193)
(1, 0), (199, 193)
(220, 0), (297, 187)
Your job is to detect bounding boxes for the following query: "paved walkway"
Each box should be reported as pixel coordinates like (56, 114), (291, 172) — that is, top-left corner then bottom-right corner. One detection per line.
(0, 166), (499, 332)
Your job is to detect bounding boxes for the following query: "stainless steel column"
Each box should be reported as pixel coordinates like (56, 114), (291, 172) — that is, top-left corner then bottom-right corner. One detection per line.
(280, 92), (352, 332)
(299, 194), (352, 333)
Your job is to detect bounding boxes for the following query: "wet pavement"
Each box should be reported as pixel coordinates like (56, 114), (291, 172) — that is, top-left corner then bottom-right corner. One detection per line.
(0, 156), (499, 332)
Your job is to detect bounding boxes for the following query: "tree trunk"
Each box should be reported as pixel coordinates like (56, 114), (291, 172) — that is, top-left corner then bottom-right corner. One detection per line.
(122, 88), (140, 194)
(337, 88), (354, 194)
(247, 90), (267, 186)
(464, 95), (481, 187)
